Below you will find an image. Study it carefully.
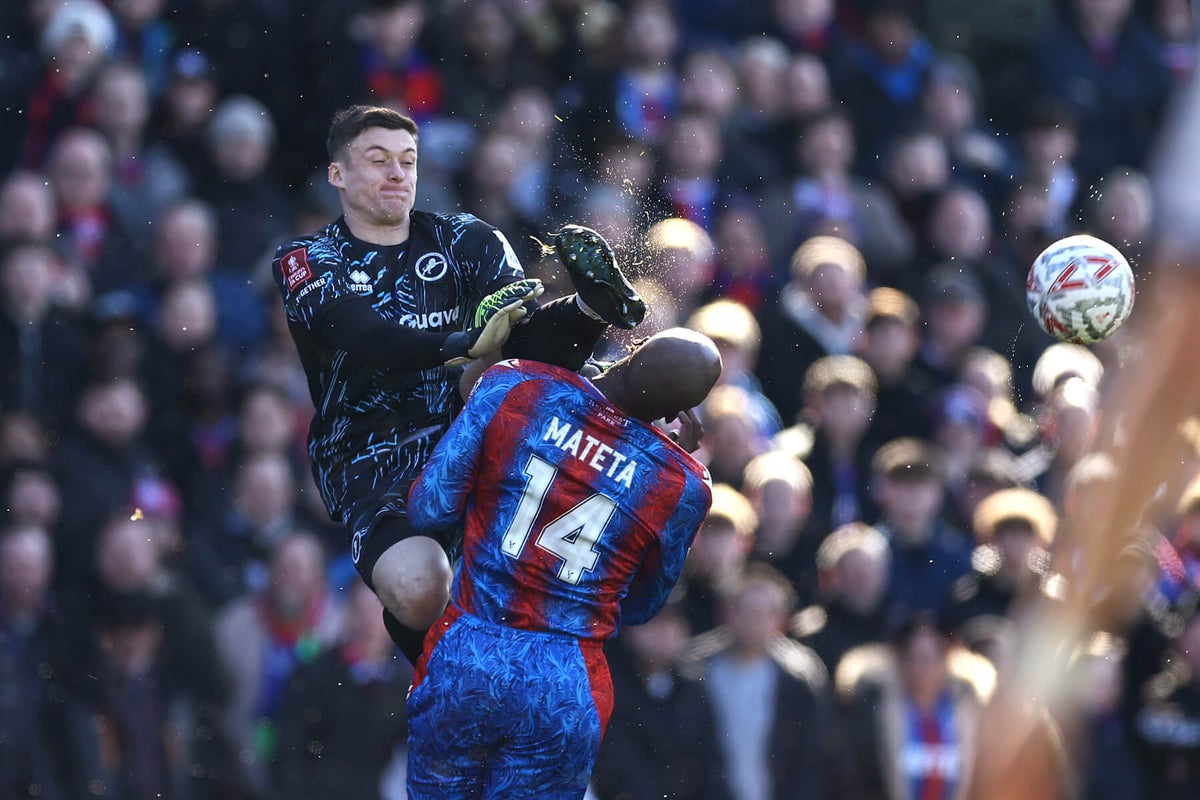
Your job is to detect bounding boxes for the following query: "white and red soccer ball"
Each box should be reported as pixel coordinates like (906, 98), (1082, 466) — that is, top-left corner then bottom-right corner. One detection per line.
(1025, 234), (1135, 345)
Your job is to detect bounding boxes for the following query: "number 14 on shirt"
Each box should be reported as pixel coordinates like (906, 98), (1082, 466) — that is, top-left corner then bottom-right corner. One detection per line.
(500, 455), (617, 585)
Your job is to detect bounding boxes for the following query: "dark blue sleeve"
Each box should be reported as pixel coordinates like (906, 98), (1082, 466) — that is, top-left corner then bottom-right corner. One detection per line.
(271, 237), (356, 330)
(407, 361), (528, 531)
(620, 466), (713, 625)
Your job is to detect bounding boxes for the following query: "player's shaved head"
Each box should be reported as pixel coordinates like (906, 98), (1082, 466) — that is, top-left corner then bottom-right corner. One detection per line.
(597, 328), (722, 422)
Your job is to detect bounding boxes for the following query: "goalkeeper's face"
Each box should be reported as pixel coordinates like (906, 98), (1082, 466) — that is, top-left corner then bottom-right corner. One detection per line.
(329, 127), (418, 226)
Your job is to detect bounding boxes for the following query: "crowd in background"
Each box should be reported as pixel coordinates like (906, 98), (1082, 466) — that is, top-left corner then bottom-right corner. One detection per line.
(1, 0), (1199, 798)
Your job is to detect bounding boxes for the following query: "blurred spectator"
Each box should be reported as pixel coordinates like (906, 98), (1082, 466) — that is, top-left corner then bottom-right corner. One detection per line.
(1010, 99), (1082, 240)
(88, 510), (223, 693)
(882, 129), (952, 259)
(946, 447), (1023, 538)
(645, 109), (729, 233)
(871, 437), (973, 617)
(859, 286), (932, 445)
(310, 0), (440, 131)
(168, 0), (297, 153)
(456, 129), (543, 266)
(51, 375), (160, 587)
(998, 182), (1061, 277)
(1020, 376), (1102, 505)
(603, 0), (682, 147)
(140, 285), (232, 466)
(918, 54), (1011, 204)
(700, 385), (773, 489)
(494, 84), (563, 224)
(834, 0), (935, 173)
(687, 298), (783, 436)
(776, 355), (878, 534)
(792, 522), (892, 676)
(679, 47), (739, 122)
(0, 524), (67, 799)
(578, 133), (660, 233)
(1030, 340), (1106, 406)
(1055, 452), (1120, 587)
(196, 95), (291, 275)
(213, 530), (343, 797)
(274, 579), (409, 800)
(680, 484), (757, 635)
(1161, 474), (1200, 604)
(685, 563), (831, 800)
(958, 346), (1034, 453)
(1, 461), (62, 531)
(131, 197), (268, 358)
(59, 587), (208, 798)
(19, 0), (115, 168)
(108, 0), (174, 96)
(760, 111), (914, 274)
(921, 186), (1044, 384)
(92, 61), (190, 232)
(930, 383), (994, 489)
(778, 53), (836, 147)
(742, 450), (818, 601)
(1087, 167), (1154, 268)
(721, 37), (793, 193)
(756, 236), (868, 424)
(706, 204), (776, 311)
(1034, 0), (1171, 182)
(186, 450), (301, 608)
(593, 596), (729, 800)
(945, 488), (1057, 662)
(1068, 634), (1147, 800)
(0, 412), (49, 473)
(0, 170), (57, 248)
(1133, 607), (1200, 799)
(153, 48), (220, 179)
(833, 611), (995, 800)
(1153, 0), (1198, 82)
(184, 379), (304, 521)
(0, 244), (87, 429)
(913, 264), (989, 394)
(640, 217), (716, 323)
(48, 126), (142, 292)
(437, 0), (543, 124)
(767, 0), (850, 66)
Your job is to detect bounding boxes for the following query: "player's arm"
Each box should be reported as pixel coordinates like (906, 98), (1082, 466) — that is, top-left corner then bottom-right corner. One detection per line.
(319, 291), (534, 368)
(408, 363), (525, 530)
(271, 242), (538, 367)
(620, 470), (714, 625)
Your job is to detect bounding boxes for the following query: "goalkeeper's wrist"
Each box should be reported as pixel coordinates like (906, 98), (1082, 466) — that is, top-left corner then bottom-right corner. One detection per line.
(442, 330), (476, 364)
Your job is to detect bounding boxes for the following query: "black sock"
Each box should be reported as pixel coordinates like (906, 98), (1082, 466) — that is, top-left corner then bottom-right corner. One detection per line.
(504, 296), (607, 371)
(382, 608), (427, 667)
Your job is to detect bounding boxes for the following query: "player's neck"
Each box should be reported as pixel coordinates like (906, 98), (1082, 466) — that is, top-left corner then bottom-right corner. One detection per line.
(342, 210), (411, 246)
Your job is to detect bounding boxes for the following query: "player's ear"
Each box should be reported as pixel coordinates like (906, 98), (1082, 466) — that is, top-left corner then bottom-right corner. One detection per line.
(328, 162), (344, 190)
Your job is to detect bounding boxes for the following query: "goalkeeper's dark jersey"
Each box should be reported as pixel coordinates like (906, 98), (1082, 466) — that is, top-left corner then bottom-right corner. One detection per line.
(271, 211), (524, 527)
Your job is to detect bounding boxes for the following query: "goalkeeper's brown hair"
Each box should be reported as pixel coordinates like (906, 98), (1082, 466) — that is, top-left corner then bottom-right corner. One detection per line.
(327, 105), (419, 161)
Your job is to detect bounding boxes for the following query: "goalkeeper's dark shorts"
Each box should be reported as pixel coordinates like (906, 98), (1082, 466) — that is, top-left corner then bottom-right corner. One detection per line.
(344, 468), (460, 590)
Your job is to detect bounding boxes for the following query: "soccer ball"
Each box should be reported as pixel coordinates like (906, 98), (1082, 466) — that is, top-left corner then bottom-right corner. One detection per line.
(1025, 234), (1135, 344)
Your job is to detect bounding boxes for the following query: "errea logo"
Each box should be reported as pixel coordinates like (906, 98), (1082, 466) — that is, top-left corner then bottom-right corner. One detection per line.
(348, 269), (372, 293)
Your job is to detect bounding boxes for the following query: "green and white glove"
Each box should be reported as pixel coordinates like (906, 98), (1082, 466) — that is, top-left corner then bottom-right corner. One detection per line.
(471, 279), (544, 328)
(442, 279), (544, 366)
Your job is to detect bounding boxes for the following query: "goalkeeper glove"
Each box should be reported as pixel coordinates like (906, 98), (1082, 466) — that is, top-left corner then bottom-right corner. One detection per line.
(442, 300), (526, 365)
(442, 279), (544, 366)
(471, 279), (544, 327)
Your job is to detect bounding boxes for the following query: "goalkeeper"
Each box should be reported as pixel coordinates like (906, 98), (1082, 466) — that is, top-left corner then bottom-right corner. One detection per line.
(272, 105), (645, 665)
